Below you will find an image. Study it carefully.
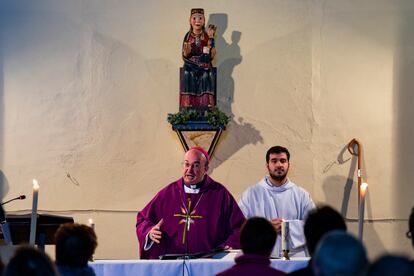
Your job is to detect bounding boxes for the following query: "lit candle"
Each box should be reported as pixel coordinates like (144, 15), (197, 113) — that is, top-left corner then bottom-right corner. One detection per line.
(358, 182), (368, 240)
(29, 179), (39, 245)
(88, 218), (95, 231)
(88, 219), (96, 262)
(281, 219), (289, 258)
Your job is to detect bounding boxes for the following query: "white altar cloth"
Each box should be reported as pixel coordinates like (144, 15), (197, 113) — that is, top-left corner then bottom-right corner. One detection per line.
(90, 257), (309, 276)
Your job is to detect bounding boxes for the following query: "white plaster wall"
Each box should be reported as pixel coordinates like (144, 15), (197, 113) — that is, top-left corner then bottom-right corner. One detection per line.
(0, 0), (413, 260)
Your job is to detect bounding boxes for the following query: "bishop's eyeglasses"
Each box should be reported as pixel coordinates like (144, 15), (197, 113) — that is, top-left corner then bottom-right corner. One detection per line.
(181, 162), (202, 169)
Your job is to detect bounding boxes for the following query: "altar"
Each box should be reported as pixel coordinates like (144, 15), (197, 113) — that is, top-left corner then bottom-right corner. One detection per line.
(90, 256), (309, 276)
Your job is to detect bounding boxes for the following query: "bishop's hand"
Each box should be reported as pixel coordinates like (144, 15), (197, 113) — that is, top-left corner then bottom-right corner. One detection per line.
(149, 219), (164, 244)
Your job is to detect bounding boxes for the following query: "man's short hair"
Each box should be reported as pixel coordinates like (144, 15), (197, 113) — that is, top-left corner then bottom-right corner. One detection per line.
(4, 246), (58, 276)
(55, 223), (97, 267)
(266, 146), (290, 163)
(313, 231), (368, 276)
(304, 205), (347, 255)
(240, 217), (276, 256)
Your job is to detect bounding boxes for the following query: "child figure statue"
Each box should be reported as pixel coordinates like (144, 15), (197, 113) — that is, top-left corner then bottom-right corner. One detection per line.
(180, 8), (217, 111)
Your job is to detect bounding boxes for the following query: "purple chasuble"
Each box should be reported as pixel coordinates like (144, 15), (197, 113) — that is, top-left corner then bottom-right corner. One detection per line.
(216, 254), (285, 276)
(136, 175), (245, 259)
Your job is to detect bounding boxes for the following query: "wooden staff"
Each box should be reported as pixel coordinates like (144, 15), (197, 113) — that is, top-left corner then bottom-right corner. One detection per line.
(347, 138), (362, 189)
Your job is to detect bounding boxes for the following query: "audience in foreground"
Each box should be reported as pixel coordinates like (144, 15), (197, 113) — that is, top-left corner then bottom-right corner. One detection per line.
(312, 230), (368, 276)
(3, 246), (58, 276)
(55, 222), (98, 276)
(216, 217), (284, 276)
(289, 205), (347, 276)
(366, 254), (414, 276)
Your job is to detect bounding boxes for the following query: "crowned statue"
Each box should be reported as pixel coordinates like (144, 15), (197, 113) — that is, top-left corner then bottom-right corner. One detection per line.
(169, 9), (228, 157)
(180, 8), (217, 111)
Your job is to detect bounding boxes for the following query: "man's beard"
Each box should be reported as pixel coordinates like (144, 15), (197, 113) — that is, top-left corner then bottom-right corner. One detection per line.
(269, 170), (288, 182)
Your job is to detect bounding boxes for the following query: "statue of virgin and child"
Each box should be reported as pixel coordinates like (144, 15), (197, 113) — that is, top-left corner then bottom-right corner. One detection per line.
(180, 8), (217, 111)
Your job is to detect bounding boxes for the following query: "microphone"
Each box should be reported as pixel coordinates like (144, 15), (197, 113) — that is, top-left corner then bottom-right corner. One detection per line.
(1, 195), (26, 206)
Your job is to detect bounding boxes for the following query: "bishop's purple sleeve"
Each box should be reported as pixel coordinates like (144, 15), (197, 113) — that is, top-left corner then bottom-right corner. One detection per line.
(136, 196), (160, 259)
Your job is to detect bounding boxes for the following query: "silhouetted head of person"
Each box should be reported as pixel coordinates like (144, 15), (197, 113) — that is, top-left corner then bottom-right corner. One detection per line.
(55, 223), (97, 267)
(366, 254), (414, 276)
(313, 231), (368, 276)
(240, 217), (277, 256)
(409, 207), (414, 248)
(304, 205), (347, 256)
(3, 246), (58, 276)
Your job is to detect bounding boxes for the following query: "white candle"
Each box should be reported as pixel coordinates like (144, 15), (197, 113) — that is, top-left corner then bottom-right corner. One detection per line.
(29, 179), (39, 245)
(281, 220), (289, 252)
(88, 218), (95, 231)
(358, 183), (368, 240)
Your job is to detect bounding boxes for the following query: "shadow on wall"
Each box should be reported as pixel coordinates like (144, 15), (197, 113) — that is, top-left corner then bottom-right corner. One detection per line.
(322, 144), (385, 253)
(394, 9), (414, 219)
(207, 14), (263, 170)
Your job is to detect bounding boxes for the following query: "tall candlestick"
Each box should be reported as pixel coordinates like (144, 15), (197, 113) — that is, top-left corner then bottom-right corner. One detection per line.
(281, 220), (290, 260)
(88, 218), (96, 262)
(358, 182), (368, 240)
(88, 218), (95, 231)
(29, 179), (39, 245)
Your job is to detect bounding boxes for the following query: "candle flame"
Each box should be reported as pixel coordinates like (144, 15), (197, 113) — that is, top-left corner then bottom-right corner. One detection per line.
(32, 179), (39, 190)
(361, 182), (368, 191)
(88, 218), (93, 224)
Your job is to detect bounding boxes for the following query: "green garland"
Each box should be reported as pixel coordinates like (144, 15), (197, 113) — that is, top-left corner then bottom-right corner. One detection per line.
(206, 107), (230, 126)
(167, 109), (200, 125)
(167, 107), (230, 127)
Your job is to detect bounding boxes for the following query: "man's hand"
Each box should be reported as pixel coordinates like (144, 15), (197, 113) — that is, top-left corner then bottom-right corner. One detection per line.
(271, 218), (283, 234)
(149, 219), (164, 244)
